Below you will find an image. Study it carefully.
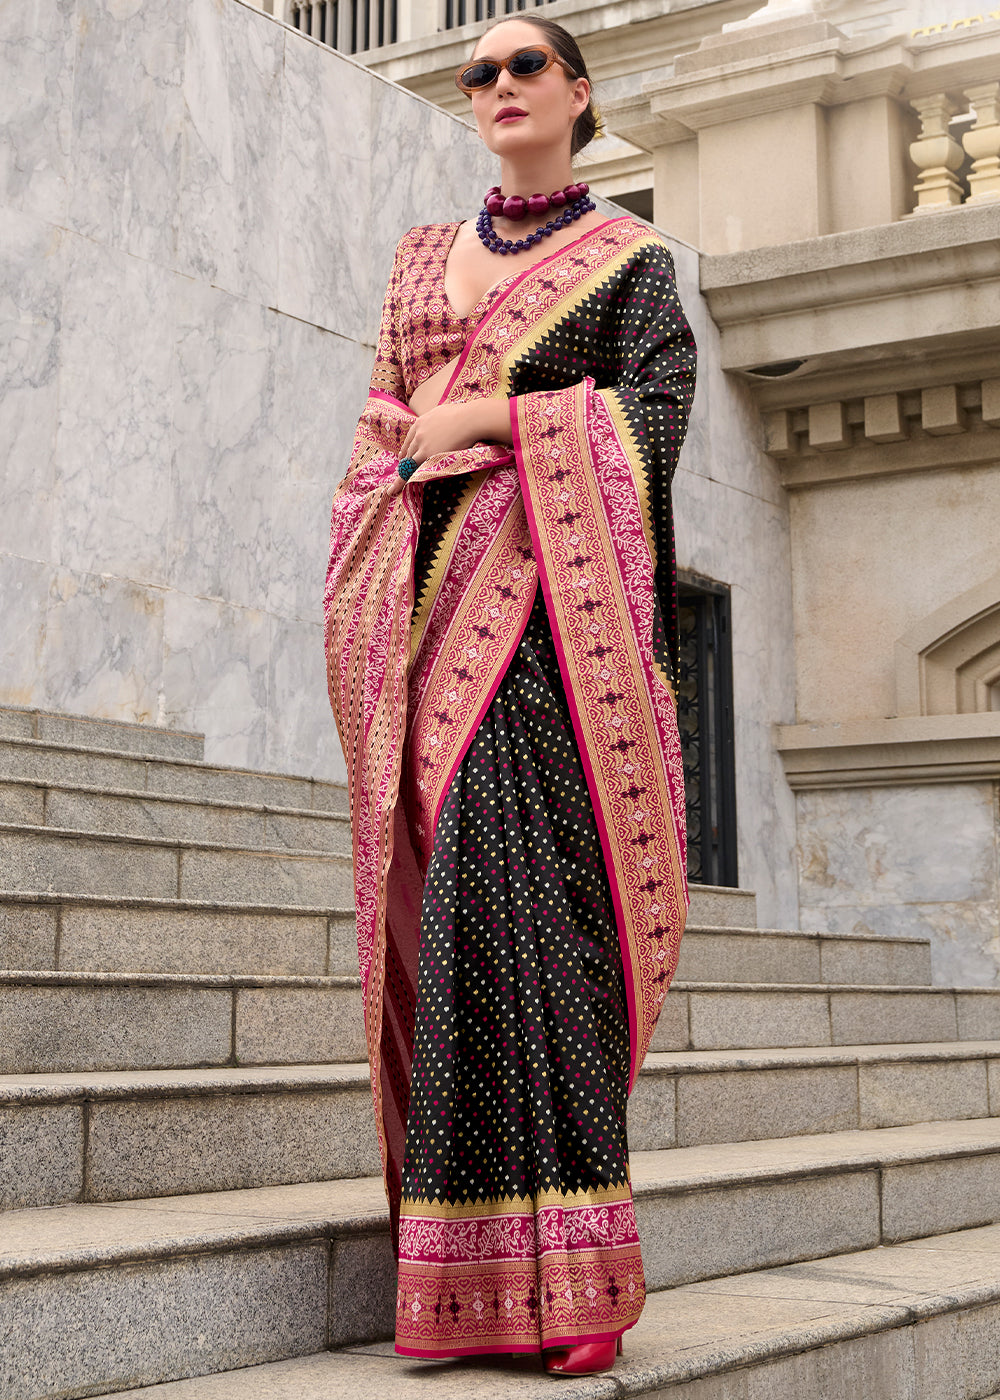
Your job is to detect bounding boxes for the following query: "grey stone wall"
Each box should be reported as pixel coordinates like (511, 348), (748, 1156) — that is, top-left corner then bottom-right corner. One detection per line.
(1, 0), (495, 782)
(0, 0), (799, 925)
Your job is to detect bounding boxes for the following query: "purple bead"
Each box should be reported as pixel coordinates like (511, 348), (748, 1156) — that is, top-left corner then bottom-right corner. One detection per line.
(502, 195), (527, 220)
(485, 193), (505, 217)
(527, 193), (549, 217)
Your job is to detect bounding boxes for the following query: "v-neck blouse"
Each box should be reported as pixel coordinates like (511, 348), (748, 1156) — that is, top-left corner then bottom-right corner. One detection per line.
(370, 223), (518, 404)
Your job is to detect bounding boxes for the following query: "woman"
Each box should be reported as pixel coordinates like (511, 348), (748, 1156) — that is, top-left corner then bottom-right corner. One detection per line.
(324, 15), (696, 1376)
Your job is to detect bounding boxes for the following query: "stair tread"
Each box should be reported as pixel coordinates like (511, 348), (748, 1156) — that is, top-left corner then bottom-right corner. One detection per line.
(631, 1117), (1000, 1191)
(0, 819), (350, 861)
(0, 889), (355, 916)
(6, 1120), (1000, 1276)
(644, 1039), (1000, 1070)
(0, 733), (346, 794)
(7, 965), (999, 997)
(0, 968), (361, 988)
(5, 1041), (1000, 1103)
(685, 922), (930, 945)
(0, 773), (349, 823)
(104, 1222), (1000, 1398)
(0, 1062), (371, 1103)
(0, 1178), (388, 1276)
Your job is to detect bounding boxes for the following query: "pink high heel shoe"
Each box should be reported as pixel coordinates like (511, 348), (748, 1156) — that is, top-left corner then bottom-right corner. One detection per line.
(544, 1335), (623, 1377)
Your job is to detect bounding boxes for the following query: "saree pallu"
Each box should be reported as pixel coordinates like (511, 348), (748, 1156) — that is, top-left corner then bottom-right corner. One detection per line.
(324, 217), (696, 1356)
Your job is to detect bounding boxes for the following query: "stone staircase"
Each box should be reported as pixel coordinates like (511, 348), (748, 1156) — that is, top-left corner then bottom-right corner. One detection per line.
(3, 705), (1000, 1399)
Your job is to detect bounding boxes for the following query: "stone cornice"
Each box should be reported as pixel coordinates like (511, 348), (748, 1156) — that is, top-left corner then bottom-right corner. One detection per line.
(606, 18), (1000, 147)
(777, 714), (1000, 789)
(699, 207), (1000, 389)
(358, 0), (757, 94)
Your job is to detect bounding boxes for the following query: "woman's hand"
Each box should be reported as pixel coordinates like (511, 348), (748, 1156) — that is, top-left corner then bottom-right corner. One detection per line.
(402, 398), (512, 463)
(388, 397), (513, 495)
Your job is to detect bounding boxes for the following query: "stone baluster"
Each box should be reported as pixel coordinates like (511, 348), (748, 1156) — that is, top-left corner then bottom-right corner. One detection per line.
(908, 94), (965, 212)
(963, 82), (1000, 204)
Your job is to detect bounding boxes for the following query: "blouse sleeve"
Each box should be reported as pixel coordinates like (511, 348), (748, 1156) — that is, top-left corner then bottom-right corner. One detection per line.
(368, 235), (408, 404)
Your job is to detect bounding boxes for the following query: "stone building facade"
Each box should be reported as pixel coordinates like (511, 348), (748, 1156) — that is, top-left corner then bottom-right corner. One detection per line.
(245, 0), (1000, 981)
(4, 0), (999, 982)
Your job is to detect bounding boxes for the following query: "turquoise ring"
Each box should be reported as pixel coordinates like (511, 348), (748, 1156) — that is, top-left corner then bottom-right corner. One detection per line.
(397, 457), (418, 481)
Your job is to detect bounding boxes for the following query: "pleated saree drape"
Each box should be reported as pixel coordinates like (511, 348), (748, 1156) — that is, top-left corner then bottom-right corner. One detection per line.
(324, 216), (696, 1357)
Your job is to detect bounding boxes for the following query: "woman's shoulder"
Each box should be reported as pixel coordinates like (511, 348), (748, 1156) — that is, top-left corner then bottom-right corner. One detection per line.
(394, 221), (463, 253)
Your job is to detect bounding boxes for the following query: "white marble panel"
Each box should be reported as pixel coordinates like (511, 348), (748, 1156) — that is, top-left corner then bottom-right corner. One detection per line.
(674, 464), (800, 927)
(0, 208), (63, 562)
(266, 615), (346, 783)
(269, 314), (373, 621)
(175, 0), (283, 303)
(366, 77), (496, 342)
(0, 0), (76, 224)
(0, 556), (51, 708)
(52, 235), (175, 584)
(161, 593), (269, 770)
(797, 784), (998, 906)
(168, 279), (275, 610)
(275, 35), (373, 341)
(41, 568), (165, 724)
(799, 896), (1000, 989)
(67, 0), (184, 265)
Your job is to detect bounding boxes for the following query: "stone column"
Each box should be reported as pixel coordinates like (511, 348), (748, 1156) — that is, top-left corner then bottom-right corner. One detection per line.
(963, 82), (1000, 205)
(908, 94), (965, 211)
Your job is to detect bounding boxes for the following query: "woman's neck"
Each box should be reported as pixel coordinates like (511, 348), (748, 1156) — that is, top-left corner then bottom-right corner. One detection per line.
(496, 158), (576, 196)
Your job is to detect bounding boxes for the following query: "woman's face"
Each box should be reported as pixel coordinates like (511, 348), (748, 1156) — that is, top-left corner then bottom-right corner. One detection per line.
(468, 20), (590, 163)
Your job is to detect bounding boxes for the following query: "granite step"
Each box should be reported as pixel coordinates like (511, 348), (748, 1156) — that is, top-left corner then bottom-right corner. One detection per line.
(655, 978), (1000, 1050)
(0, 822), (354, 907)
(0, 775), (351, 854)
(6, 967), (1000, 1075)
(0, 885), (927, 989)
(0, 891), (357, 977)
(6, 1046), (1000, 1210)
(0, 704), (205, 763)
(0, 970), (366, 1073)
(0, 1065), (379, 1211)
(0, 735), (349, 815)
(102, 1223), (1000, 1400)
(6, 1124), (1000, 1398)
(675, 923), (931, 987)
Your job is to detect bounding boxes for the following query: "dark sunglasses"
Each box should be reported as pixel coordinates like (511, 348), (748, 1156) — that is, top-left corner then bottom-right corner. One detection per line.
(455, 45), (577, 96)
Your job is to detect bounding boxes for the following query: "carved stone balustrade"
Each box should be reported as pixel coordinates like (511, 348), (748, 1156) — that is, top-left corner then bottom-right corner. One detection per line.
(963, 81), (1000, 204)
(908, 94), (966, 211)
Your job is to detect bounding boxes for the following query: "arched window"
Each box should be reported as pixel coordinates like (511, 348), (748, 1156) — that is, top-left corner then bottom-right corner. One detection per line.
(895, 574), (1000, 716)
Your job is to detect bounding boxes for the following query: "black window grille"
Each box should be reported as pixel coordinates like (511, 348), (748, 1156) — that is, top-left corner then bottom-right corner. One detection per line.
(445, 0), (552, 28)
(292, 0), (397, 54)
(676, 578), (737, 887)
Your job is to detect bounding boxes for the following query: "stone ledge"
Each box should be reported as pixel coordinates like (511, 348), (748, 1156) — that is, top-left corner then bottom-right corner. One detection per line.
(777, 713), (1000, 788)
(699, 208), (1000, 388)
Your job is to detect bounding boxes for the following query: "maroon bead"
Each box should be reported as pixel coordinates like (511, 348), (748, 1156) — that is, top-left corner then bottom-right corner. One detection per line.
(548, 188), (567, 207)
(564, 183), (582, 202)
(485, 193), (505, 216)
(577, 181), (589, 196)
(485, 186), (501, 199)
(527, 193), (550, 217)
(502, 195), (527, 220)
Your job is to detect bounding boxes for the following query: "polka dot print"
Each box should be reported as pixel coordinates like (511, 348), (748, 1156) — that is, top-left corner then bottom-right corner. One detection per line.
(401, 588), (631, 1207)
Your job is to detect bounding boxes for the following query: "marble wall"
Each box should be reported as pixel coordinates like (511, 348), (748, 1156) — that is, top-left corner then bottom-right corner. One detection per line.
(797, 783), (1000, 986)
(1, 0), (495, 781)
(1, 0), (799, 925)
